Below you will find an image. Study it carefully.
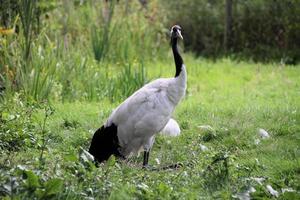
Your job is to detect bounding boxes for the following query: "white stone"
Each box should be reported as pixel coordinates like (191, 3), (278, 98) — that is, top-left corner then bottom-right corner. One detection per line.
(155, 158), (160, 165)
(258, 128), (270, 139)
(233, 186), (256, 200)
(281, 188), (295, 193)
(266, 185), (279, 197)
(80, 147), (94, 162)
(254, 139), (261, 145)
(198, 125), (214, 131)
(200, 144), (208, 151)
(251, 177), (265, 185)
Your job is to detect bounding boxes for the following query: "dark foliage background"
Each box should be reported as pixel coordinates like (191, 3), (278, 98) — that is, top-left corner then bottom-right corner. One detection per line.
(1, 0), (300, 63)
(163, 0), (300, 63)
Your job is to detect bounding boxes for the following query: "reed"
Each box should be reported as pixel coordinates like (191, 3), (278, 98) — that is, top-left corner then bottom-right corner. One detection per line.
(91, 1), (115, 62)
(19, 0), (37, 62)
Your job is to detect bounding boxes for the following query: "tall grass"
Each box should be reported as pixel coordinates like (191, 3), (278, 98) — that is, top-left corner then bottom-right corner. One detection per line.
(19, 0), (37, 62)
(90, 1), (167, 64)
(24, 38), (57, 100)
(107, 62), (148, 102)
(91, 1), (115, 62)
(1, 1), (167, 102)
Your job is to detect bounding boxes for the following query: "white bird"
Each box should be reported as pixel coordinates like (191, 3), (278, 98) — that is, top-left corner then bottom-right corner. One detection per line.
(89, 25), (186, 167)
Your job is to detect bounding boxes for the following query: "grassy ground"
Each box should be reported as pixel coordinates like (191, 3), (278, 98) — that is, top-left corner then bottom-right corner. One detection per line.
(1, 58), (300, 199)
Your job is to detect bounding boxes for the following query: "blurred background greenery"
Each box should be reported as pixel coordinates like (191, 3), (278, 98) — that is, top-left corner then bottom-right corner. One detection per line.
(0, 0), (299, 102)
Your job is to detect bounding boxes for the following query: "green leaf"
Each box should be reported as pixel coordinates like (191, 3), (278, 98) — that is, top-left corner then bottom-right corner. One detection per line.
(106, 155), (116, 167)
(2, 112), (9, 120)
(157, 182), (172, 195)
(64, 153), (78, 162)
(23, 170), (40, 190)
(43, 178), (63, 197)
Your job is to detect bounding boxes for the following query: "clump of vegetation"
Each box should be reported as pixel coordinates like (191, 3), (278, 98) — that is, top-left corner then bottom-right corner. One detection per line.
(0, 94), (37, 151)
(1, 0), (165, 102)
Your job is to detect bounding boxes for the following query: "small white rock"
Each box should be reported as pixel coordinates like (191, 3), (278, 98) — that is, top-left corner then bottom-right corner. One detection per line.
(200, 144), (209, 151)
(233, 186), (256, 200)
(17, 165), (27, 171)
(254, 139), (261, 145)
(80, 147), (94, 162)
(248, 187), (256, 193)
(137, 183), (149, 191)
(281, 188), (295, 193)
(221, 127), (229, 131)
(266, 185), (279, 197)
(155, 158), (160, 165)
(251, 177), (265, 185)
(198, 125), (214, 131)
(258, 128), (270, 139)
(3, 184), (12, 193)
(182, 171), (188, 177)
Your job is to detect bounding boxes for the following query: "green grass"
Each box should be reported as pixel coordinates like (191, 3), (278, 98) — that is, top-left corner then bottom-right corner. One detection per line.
(1, 58), (299, 199)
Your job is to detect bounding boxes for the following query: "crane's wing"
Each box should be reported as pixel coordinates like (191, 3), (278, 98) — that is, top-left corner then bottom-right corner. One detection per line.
(104, 77), (181, 155)
(106, 79), (168, 126)
(106, 78), (173, 131)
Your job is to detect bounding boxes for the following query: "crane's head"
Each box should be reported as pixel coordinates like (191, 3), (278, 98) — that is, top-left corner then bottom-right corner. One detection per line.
(170, 25), (183, 40)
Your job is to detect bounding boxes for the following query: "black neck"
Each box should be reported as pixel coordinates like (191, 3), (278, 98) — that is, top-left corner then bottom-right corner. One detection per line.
(171, 37), (183, 77)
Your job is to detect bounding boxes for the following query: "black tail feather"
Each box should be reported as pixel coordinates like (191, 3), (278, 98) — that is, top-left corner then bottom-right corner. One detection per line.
(88, 123), (123, 163)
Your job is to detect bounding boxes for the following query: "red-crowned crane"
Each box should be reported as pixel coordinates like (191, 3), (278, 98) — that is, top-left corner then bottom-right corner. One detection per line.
(89, 25), (186, 167)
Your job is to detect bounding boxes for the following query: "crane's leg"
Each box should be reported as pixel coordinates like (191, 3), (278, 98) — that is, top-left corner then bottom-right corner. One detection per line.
(142, 136), (155, 168)
(143, 151), (150, 167)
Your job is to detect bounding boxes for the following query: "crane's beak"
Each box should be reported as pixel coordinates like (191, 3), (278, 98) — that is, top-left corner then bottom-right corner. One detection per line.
(178, 30), (183, 40)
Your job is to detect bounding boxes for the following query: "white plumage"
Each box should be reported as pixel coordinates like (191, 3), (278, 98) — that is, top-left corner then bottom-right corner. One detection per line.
(89, 25), (186, 167)
(160, 118), (181, 137)
(106, 70), (186, 156)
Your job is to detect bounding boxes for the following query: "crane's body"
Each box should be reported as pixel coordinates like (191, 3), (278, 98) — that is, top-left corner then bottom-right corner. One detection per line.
(89, 25), (186, 167)
(106, 67), (186, 156)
